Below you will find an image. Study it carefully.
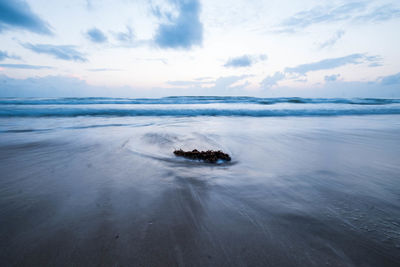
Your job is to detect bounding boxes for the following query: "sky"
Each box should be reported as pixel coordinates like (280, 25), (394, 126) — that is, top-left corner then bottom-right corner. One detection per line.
(0, 0), (399, 97)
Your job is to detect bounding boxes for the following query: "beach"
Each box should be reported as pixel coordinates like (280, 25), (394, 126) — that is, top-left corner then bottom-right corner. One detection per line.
(1, 97), (400, 266)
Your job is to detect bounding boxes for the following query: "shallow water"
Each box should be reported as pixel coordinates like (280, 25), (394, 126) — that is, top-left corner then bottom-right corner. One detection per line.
(1, 112), (400, 266)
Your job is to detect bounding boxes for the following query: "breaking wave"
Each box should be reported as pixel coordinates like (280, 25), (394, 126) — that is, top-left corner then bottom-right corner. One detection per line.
(1, 107), (400, 117)
(1, 97), (400, 117)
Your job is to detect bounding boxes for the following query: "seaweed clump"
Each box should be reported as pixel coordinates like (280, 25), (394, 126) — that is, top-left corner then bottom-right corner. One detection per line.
(173, 149), (231, 163)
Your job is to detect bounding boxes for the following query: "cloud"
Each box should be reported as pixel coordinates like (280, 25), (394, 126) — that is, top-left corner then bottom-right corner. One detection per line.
(153, 0), (203, 49)
(324, 74), (340, 82)
(174, 75), (252, 94)
(0, 74), (185, 97)
(0, 74), (95, 97)
(258, 72), (400, 97)
(0, 50), (20, 61)
(214, 75), (248, 86)
(285, 53), (380, 75)
(167, 75), (250, 91)
(380, 72), (400, 85)
(86, 27), (107, 43)
(368, 62), (383, 67)
(85, 0), (93, 11)
(0, 63), (51, 69)
(365, 55), (383, 67)
(1, 73), (400, 98)
(110, 28), (149, 48)
(114, 25), (134, 44)
(260, 54), (381, 87)
(354, 4), (400, 22)
(263, 79), (400, 98)
(111, 25), (148, 48)
(277, 2), (366, 32)
(0, 74), (133, 97)
(0, 0), (52, 34)
(276, 2), (400, 33)
(224, 55), (252, 67)
(22, 43), (87, 62)
(224, 54), (267, 68)
(261, 72), (285, 88)
(319, 30), (345, 49)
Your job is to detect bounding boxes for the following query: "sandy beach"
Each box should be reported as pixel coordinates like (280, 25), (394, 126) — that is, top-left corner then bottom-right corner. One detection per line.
(1, 105), (400, 266)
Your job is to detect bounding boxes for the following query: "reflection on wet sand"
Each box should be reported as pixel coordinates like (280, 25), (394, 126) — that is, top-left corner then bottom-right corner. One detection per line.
(0, 116), (400, 266)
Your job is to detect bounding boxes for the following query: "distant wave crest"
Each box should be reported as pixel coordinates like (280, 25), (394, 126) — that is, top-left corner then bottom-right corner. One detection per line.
(1, 97), (400, 105)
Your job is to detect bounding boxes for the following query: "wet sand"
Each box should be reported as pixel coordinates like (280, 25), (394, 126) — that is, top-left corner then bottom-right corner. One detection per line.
(0, 116), (400, 266)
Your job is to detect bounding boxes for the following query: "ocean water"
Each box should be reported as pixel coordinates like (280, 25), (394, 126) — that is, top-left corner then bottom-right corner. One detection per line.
(1, 97), (400, 266)
(1, 96), (400, 117)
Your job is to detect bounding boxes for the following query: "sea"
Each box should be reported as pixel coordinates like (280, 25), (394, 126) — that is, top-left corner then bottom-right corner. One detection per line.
(1, 96), (400, 266)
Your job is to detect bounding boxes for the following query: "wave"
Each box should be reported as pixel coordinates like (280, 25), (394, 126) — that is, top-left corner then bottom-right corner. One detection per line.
(1, 107), (400, 117)
(1, 97), (400, 105)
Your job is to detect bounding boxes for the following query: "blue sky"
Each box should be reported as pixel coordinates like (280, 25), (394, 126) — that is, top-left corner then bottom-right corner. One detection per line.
(0, 0), (399, 97)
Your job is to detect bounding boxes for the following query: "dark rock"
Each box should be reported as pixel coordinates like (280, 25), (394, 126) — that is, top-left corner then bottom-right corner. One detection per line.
(173, 149), (231, 163)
